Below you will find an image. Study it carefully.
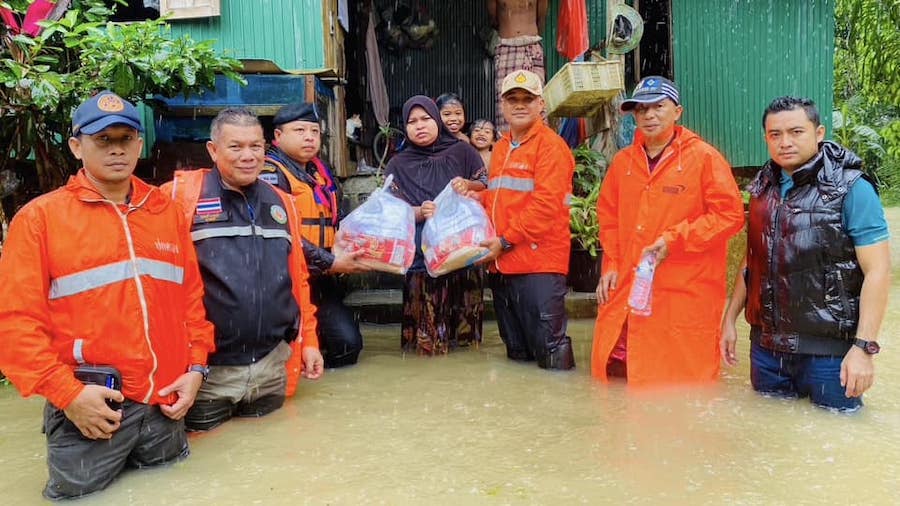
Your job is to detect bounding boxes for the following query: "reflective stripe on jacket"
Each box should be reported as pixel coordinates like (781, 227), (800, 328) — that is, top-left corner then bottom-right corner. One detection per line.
(591, 126), (744, 384)
(162, 169), (318, 396)
(483, 121), (575, 275)
(0, 170), (214, 409)
(262, 156), (337, 249)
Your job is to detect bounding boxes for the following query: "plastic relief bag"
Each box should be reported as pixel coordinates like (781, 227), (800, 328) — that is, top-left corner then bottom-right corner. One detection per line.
(335, 175), (415, 274)
(421, 182), (495, 277)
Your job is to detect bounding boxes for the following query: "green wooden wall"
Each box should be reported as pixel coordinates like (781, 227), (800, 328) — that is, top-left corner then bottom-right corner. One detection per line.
(672, 0), (835, 167)
(166, 0), (327, 73)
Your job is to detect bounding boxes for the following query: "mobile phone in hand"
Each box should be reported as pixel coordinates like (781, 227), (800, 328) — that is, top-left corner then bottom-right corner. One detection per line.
(74, 365), (123, 411)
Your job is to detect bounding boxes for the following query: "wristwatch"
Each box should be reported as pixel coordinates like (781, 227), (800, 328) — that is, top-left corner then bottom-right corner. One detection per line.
(499, 236), (513, 252)
(189, 364), (210, 381)
(852, 339), (881, 355)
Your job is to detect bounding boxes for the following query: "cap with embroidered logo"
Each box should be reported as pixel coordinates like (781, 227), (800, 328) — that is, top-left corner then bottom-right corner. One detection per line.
(72, 91), (143, 136)
(273, 102), (320, 127)
(500, 70), (543, 97)
(620, 76), (680, 112)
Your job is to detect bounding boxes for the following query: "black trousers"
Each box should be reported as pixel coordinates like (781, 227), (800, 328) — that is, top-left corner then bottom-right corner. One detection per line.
(488, 272), (575, 370)
(43, 401), (188, 500)
(311, 275), (363, 368)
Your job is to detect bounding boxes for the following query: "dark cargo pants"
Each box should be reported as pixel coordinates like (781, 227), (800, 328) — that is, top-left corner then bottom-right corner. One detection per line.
(489, 272), (575, 370)
(311, 275), (364, 368)
(42, 401), (188, 501)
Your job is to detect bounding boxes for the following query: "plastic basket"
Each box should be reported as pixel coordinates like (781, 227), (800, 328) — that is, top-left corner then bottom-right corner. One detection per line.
(544, 61), (624, 118)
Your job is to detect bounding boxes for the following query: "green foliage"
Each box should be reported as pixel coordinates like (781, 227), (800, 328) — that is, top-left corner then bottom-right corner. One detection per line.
(834, 0), (900, 204)
(833, 104), (886, 173)
(835, 0), (900, 106)
(831, 98), (900, 204)
(569, 143), (606, 258)
(0, 0), (244, 191)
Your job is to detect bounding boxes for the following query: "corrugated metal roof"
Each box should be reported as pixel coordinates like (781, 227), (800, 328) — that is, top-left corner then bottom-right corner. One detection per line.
(672, 0), (835, 167)
(379, 1), (496, 126)
(166, 0), (326, 73)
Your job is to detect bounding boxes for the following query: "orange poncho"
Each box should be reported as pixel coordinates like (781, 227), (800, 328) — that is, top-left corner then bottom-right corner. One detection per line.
(592, 126), (744, 384)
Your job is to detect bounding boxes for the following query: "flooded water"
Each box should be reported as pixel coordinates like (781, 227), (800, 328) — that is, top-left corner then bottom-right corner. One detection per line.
(3, 221), (900, 505)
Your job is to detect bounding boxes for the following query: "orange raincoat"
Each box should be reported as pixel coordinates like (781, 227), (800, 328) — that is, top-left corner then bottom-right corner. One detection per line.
(0, 170), (214, 409)
(591, 126), (744, 384)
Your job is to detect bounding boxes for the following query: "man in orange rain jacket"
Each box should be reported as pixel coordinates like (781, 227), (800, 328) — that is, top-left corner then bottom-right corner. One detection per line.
(592, 76), (744, 385)
(0, 91), (214, 500)
(481, 70), (576, 370)
(162, 108), (322, 432)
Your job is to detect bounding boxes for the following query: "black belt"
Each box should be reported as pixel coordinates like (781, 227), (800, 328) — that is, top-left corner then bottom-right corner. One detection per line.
(749, 326), (853, 356)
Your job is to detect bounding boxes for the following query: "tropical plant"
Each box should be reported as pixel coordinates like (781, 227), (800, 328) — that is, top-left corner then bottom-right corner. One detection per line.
(834, 0), (900, 203)
(0, 0), (244, 192)
(835, 0), (900, 107)
(569, 142), (606, 258)
(832, 104), (886, 175)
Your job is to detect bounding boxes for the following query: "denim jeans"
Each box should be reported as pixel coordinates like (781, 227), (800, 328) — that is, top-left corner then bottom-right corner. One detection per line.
(750, 341), (862, 411)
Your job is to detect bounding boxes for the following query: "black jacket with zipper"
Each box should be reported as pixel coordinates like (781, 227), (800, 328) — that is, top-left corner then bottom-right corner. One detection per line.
(190, 168), (300, 365)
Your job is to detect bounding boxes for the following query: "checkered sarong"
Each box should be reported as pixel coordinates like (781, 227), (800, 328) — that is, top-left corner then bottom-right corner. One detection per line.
(494, 35), (545, 132)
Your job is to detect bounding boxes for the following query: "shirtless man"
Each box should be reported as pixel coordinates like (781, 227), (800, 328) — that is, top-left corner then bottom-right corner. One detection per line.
(487, 0), (549, 131)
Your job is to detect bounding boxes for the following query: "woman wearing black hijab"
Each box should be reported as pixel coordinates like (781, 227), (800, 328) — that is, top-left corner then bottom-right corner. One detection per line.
(386, 95), (487, 355)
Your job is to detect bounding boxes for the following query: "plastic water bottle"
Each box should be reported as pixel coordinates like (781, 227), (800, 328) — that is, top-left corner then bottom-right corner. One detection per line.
(628, 251), (657, 316)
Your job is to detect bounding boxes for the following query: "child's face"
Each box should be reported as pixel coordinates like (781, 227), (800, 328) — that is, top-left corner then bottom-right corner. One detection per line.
(440, 103), (465, 134)
(470, 123), (495, 150)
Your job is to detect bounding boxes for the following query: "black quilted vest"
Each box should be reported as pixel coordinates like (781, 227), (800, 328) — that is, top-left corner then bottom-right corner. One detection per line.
(746, 142), (870, 355)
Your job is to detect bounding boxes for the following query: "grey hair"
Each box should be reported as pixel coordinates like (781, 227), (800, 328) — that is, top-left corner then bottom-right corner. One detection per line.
(210, 107), (261, 142)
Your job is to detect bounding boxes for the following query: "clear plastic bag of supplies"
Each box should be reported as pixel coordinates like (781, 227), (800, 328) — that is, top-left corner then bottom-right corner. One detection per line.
(335, 174), (415, 274)
(421, 181), (495, 277)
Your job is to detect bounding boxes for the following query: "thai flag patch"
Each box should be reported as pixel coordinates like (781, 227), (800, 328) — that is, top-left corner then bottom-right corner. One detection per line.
(196, 197), (223, 215)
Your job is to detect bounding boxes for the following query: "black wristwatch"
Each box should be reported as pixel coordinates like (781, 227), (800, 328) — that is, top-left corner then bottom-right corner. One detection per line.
(852, 339), (881, 355)
(189, 364), (210, 381)
(499, 236), (513, 252)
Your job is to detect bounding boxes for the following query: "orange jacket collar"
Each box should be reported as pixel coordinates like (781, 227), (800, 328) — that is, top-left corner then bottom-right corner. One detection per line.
(502, 119), (545, 146)
(66, 168), (162, 211)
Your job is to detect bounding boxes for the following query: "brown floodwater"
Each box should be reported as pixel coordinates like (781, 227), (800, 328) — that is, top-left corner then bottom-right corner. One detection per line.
(2, 213), (900, 505)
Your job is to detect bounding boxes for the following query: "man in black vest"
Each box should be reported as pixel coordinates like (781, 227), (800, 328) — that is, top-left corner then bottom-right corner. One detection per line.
(721, 96), (890, 411)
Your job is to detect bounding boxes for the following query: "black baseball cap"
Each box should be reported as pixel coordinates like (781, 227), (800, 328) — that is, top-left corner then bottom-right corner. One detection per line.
(273, 102), (320, 127)
(620, 76), (680, 112)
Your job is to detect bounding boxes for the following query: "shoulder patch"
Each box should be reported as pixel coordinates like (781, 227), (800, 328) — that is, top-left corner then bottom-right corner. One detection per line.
(270, 204), (288, 224)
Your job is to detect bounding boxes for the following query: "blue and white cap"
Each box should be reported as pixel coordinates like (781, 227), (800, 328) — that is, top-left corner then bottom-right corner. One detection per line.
(620, 76), (680, 112)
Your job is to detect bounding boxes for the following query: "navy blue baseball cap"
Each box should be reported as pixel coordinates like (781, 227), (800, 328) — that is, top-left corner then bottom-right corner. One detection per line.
(72, 91), (144, 136)
(620, 76), (680, 112)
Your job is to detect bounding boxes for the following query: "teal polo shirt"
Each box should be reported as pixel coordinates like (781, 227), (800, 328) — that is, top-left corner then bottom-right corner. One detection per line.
(780, 169), (890, 247)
